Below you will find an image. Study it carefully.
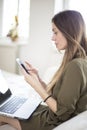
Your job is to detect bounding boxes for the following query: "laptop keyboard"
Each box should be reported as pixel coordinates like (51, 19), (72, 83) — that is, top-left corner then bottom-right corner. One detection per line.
(0, 96), (27, 114)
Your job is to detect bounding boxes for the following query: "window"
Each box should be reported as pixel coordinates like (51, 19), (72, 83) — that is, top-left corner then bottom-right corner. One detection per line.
(68, 0), (87, 34)
(2, 0), (30, 38)
(54, 0), (63, 14)
(54, 0), (87, 35)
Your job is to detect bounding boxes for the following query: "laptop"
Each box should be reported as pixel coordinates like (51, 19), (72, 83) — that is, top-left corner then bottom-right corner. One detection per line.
(0, 70), (42, 120)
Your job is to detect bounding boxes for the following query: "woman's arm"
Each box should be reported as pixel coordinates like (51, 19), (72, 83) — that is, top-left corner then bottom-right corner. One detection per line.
(25, 61), (47, 89)
(21, 63), (57, 113)
(0, 115), (21, 130)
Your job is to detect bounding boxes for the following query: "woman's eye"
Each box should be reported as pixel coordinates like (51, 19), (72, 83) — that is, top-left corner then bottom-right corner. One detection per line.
(54, 32), (57, 35)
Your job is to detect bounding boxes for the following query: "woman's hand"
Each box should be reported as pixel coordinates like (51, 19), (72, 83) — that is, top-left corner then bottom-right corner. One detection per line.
(21, 61), (57, 113)
(25, 61), (38, 75)
(21, 61), (46, 92)
(24, 61), (47, 88)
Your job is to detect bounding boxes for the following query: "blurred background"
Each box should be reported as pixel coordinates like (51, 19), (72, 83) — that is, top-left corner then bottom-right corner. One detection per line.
(0, 0), (87, 77)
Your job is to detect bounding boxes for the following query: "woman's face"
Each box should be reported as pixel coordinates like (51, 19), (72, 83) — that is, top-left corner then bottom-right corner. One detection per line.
(52, 23), (67, 50)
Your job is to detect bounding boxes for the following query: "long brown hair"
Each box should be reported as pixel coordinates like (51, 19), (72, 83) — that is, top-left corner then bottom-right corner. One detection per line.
(47, 10), (87, 92)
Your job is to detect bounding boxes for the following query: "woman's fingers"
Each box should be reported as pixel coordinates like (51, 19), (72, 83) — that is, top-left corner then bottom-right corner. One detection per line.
(24, 61), (38, 74)
(25, 61), (32, 68)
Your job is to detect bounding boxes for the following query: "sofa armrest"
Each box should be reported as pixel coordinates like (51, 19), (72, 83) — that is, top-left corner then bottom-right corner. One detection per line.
(53, 111), (87, 130)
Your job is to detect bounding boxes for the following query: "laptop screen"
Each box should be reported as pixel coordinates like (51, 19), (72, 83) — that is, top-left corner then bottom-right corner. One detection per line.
(0, 89), (12, 105)
(0, 70), (12, 104)
(0, 70), (9, 94)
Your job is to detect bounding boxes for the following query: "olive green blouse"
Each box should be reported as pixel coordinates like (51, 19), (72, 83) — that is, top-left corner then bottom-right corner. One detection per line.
(20, 58), (87, 130)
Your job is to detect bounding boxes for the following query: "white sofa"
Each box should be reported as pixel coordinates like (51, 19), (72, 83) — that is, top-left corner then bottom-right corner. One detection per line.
(53, 110), (87, 130)
(1, 110), (87, 130)
(0, 68), (87, 130)
(0, 125), (16, 130)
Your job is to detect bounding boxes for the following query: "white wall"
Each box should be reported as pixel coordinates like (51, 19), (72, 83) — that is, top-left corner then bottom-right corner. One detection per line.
(0, 0), (63, 77)
(0, 0), (3, 35)
(20, 0), (63, 77)
(54, 0), (63, 14)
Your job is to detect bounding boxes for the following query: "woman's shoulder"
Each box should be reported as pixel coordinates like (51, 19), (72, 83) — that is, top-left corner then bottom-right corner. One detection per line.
(67, 57), (87, 67)
(65, 57), (87, 73)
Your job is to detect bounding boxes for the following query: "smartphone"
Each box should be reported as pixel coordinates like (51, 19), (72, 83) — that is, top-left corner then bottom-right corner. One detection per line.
(16, 58), (29, 74)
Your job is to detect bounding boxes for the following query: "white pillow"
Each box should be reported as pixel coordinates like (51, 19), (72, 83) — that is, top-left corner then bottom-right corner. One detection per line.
(53, 111), (87, 130)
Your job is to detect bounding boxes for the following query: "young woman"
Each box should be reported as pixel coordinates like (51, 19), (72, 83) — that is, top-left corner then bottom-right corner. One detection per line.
(0, 10), (87, 130)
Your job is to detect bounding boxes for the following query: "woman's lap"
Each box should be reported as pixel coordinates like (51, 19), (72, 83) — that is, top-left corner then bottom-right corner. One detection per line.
(19, 105), (55, 130)
(19, 115), (55, 130)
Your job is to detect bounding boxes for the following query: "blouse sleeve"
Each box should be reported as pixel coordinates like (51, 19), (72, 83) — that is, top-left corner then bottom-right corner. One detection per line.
(55, 61), (83, 121)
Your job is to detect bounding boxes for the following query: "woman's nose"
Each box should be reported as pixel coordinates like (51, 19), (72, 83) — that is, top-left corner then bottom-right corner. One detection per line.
(51, 35), (55, 41)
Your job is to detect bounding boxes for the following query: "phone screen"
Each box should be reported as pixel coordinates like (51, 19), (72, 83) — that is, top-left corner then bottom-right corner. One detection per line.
(16, 58), (29, 74)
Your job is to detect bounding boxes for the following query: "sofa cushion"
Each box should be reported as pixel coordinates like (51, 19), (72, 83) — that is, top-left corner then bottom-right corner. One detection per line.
(53, 110), (87, 130)
(0, 124), (16, 130)
(1, 111), (87, 130)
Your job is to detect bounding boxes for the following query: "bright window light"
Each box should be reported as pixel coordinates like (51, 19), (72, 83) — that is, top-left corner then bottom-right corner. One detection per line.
(68, 0), (87, 34)
(2, 0), (30, 38)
